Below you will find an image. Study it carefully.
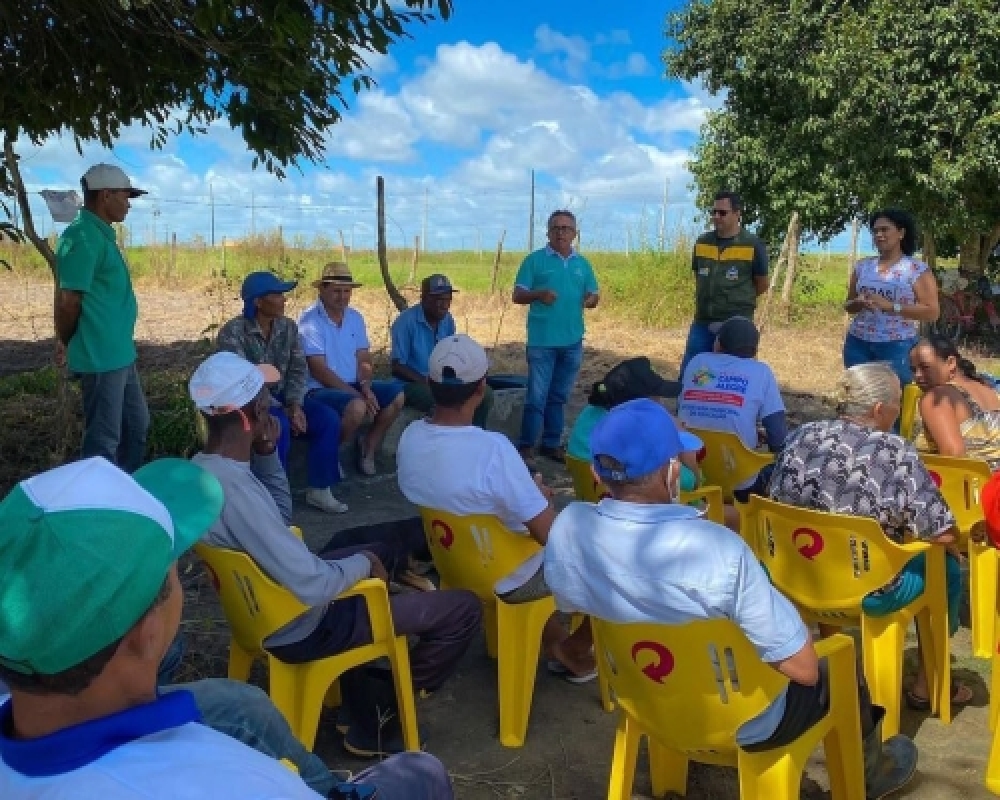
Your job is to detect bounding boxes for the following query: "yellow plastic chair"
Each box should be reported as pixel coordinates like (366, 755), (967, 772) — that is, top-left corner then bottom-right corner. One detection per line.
(987, 577), (1000, 790)
(899, 384), (922, 441)
(742, 495), (951, 740)
(565, 453), (726, 525)
(194, 543), (419, 752)
(685, 427), (774, 502)
(417, 506), (599, 746)
(594, 618), (865, 800)
(921, 453), (996, 658)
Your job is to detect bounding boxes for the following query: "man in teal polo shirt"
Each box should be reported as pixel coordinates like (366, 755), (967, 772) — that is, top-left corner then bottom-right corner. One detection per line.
(54, 164), (148, 473)
(513, 210), (599, 466)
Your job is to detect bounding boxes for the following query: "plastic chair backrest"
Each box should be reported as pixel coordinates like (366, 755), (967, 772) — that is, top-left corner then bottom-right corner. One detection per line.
(685, 427), (773, 500)
(919, 453), (991, 534)
(416, 508), (543, 602)
(743, 495), (924, 617)
(194, 543), (309, 655)
(899, 384), (923, 441)
(593, 617), (787, 752)
(565, 454), (609, 502)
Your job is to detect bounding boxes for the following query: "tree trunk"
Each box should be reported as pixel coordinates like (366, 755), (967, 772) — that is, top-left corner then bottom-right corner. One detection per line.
(922, 231), (937, 270)
(376, 176), (407, 312)
(780, 215), (802, 313)
(3, 138), (56, 275)
(958, 223), (1000, 273)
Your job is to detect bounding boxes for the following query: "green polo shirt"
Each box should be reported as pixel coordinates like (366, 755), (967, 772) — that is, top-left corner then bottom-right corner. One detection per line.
(57, 210), (138, 373)
(514, 246), (599, 347)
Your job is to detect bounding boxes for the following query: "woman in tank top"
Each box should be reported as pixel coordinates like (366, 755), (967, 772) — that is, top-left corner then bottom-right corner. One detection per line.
(909, 336), (1000, 470)
(843, 209), (940, 387)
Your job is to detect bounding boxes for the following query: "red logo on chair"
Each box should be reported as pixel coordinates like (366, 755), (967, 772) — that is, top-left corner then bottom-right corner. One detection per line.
(431, 520), (454, 550)
(631, 641), (674, 684)
(929, 470), (942, 488)
(792, 527), (824, 560)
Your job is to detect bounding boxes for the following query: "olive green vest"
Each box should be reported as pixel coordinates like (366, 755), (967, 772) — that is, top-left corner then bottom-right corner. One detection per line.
(693, 230), (760, 323)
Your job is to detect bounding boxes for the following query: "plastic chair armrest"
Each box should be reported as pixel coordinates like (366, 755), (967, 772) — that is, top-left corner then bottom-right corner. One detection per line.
(339, 578), (396, 642)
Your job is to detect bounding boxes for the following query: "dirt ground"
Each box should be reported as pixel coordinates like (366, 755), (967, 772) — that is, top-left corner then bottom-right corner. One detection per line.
(0, 277), (996, 798)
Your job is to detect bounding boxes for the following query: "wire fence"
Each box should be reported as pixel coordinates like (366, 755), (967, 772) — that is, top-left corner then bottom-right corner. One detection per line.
(7, 181), (705, 255)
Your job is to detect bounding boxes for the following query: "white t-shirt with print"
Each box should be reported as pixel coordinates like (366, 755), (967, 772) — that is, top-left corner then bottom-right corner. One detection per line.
(847, 256), (928, 343)
(678, 353), (785, 487)
(397, 420), (548, 533)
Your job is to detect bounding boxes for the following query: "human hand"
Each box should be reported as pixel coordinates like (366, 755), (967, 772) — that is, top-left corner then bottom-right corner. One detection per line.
(288, 405), (307, 435)
(252, 412), (280, 455)
(537, 289), (558, 306)
(361, 384), (380, 416)
(362, 551), (390, 584)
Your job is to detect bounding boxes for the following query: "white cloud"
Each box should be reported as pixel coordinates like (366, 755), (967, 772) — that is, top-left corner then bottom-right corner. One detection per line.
(6, 37), (716, 251)
(534, 24), (591, 79)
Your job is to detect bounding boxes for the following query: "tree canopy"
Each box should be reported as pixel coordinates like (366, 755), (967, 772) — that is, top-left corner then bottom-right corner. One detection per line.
(1, 0), (451, 174)
(665, 0), (1000, 270)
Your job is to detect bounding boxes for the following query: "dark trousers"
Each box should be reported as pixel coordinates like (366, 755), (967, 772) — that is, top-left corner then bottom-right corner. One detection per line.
(323, 517), (430, 563)
(742, 659), (875, 751)
(268, 537), (481, 693)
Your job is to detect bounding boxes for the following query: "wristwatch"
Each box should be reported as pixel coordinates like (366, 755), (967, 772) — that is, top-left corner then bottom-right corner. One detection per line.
(892, 302), (902, 314)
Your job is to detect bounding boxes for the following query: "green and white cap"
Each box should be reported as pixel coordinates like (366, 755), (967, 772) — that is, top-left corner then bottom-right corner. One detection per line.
(0, 457), (224, 676)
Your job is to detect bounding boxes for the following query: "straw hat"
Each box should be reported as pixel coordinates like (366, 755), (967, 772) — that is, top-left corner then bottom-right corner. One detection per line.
(311, 261), (362, 289)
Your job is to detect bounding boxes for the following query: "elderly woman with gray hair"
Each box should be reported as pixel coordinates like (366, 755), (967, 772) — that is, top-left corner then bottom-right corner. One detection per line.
(767, 362), (970, 710)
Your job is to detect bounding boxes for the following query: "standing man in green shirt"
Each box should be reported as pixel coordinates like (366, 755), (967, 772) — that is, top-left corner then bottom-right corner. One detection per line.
(54, 164), (149, 472)
(512, 210), (599, 467)
(679, 190), (769, 380)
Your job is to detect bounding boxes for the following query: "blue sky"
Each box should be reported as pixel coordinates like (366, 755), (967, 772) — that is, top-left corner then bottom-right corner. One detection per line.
(12, 1), (852, 253)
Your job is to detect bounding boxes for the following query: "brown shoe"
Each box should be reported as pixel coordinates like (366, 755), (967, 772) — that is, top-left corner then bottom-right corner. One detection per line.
(539, 445), (566, 463)
(518, 446), (537, 469)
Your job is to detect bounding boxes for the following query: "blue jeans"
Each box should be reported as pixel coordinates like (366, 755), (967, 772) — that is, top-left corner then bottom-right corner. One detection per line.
(170, 679), (454, 798)
(519, 341), (584, 449)
(78, 362), (149, 473)
(308, 381), (403, 415)
(679, 322), (718, 380)
(842, 333), (917, 387)
(272, 399), (342, 490)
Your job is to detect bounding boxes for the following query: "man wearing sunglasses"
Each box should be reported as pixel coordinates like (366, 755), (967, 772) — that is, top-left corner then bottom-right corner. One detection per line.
(679, 191), (769, 380)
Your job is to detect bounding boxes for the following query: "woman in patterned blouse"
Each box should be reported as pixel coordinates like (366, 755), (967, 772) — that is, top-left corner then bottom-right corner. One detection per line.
(768, 362), (970, 710)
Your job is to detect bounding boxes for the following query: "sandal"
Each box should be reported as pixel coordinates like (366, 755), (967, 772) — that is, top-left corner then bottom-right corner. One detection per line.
(904, 680), (973, 711)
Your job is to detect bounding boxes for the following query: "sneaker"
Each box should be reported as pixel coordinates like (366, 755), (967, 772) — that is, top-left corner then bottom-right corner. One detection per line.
(397, 569), (437, 592)
(306, 488), (349, 514)
(546, 660), (599, 685)
(539, 445), (567, 463)
(342, 718), (425, 759)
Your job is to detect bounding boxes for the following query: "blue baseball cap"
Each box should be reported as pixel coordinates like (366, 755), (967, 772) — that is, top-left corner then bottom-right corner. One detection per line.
(590, 398), (686, 482)
(241, 271), (297, 318)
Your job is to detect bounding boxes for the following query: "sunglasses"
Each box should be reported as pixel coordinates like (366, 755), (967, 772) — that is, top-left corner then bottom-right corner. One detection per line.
(710, 209), (732, 217)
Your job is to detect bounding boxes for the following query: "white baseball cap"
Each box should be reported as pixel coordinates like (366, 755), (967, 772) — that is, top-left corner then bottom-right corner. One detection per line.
(189, 352), (280, 415)
(81, 164), (147, 198)
(428, 334), (489, 385)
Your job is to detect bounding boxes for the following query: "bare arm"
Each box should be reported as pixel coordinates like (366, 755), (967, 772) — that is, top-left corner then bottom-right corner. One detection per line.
(305, 354), (357, 392)
(753, 275), (769, 296)
(918, 389), (968, 458)
(769, 636), (820, 686)
(524, 505), (557, 546)
(844, 269), (866, 314)
(512, 286), (557, 306)
(583, 291), (600, 309)
(392, 359), (427, 384)
(54, 289), (83, 346)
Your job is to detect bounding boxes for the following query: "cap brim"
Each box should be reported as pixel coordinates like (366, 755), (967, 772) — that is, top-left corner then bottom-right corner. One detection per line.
(127, 189), (148, 198)
(678, 431), (703, 453)
(132, 459), (224, 558)
(655, 378), (682, 398)
(427, 288), (458, 295)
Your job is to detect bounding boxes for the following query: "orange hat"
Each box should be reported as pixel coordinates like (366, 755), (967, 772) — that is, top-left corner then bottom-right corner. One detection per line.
(980, 471), (1000, 549)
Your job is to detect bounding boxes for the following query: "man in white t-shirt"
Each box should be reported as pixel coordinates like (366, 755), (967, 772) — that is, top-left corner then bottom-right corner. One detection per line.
(298, 262), (405, 476)
(678, 316), (787, 501)
(397, 334), (596, 679)
(0, 457), (324, 798)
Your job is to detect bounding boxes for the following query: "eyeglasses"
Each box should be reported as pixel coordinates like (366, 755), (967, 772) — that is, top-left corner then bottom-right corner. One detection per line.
(549, 225), (576, 233)
(710, 209), (732, 217)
